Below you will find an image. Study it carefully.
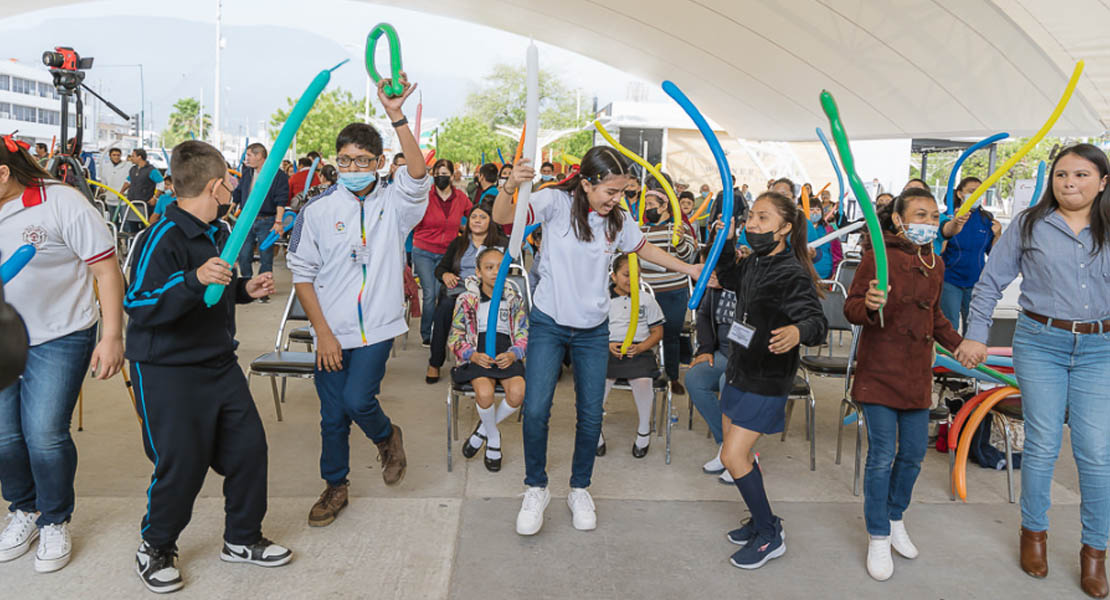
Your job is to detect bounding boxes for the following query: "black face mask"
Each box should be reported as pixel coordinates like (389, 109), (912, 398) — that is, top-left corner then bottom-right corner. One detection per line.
(434, 175), (452, 190)
(644, 208), (661, 223)
(623, 189), (639, 200)
(746, 228), (781, 257)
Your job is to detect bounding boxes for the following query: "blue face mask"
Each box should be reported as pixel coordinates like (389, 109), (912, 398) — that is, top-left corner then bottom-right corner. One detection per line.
(339, 171), (378, 193)
(541, 175), (555, 182)
(901, 222), (938, 246)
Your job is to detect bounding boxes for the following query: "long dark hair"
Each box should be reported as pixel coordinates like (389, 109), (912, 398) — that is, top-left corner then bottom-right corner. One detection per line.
(550, 145), (629, 243)
(451, 201), (508, 274)
(878, 188), (936, 234)
(757, 191), (823, 295)
(0, 136), (57, 187)
(1022, 143), (1110, 254)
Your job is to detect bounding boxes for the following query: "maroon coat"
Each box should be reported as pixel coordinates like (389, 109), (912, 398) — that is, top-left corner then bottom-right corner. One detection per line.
(844, 233), (962, 410)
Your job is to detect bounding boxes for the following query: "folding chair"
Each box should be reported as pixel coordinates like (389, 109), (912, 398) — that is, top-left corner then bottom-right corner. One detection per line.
(445, 268), (531, 471)
(284, 292), (314, 351)
(249, 290), (316, 421)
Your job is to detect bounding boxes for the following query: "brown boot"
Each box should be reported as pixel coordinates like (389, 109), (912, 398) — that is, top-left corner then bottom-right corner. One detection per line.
(308, 482), (348, 527)
(1021, 527), (1049, 578)
(375, 425), (407, 486)
(1082, 544), (1109, 598)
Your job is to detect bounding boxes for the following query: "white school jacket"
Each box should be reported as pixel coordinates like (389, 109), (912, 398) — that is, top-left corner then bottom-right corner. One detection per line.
(287, 169), (431, 349)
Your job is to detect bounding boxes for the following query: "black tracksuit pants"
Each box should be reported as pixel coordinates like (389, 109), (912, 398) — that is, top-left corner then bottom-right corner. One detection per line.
(131, 359), (268, 550)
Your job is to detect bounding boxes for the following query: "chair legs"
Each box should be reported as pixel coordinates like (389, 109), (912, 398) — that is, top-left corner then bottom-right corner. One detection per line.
(781, 397), (796, 442)
(808, 391), (817, 472)
(446, 386), (453, 472)
(664, 387), (673, 465)
(268, 375), (283, 422)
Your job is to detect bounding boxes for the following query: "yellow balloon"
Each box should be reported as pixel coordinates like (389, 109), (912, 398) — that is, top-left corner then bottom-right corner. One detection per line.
(86, 179), (150, 226)
(617, 196), (641, 355)
(559, 153), (581, 166)
(594, 120), (682, 247)
(956, 61), (1084, 217)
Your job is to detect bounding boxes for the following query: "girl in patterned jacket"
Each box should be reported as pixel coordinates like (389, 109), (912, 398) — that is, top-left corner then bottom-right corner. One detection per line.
(448, 247), (528, 472)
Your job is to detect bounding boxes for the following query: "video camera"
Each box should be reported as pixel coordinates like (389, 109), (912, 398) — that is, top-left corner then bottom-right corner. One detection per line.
(42, 47), (93, 95)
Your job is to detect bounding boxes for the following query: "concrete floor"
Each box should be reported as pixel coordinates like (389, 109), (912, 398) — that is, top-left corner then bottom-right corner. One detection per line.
(1, 263), (1093, 599)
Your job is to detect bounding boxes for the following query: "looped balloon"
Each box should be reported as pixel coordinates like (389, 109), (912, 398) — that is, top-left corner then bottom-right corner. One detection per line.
(953, 386), (1020, 501)
(956, 61), (1084, 218)
(86, 179), (150, 226)
(816, 128), (846, 219)
(592, 120), (683, 247)
(945, 132), (1009, 216)
(0, 244), (36, 283)
(484, 223), (541, 357)
(1029, 160), (1047, 209)
(820, 90), (888, 326)
(204, 59), (348, 307)
(660, 81), (732, 311)
(365, 23), (404, 97)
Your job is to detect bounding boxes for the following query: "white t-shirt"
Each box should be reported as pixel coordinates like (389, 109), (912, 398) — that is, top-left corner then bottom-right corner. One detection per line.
(0, 182), (115, 345)
(607, 293), (665, 343)
(477, 297), (512, 336)
(99, 159), (131, 201)
(528, 188), (645, 328)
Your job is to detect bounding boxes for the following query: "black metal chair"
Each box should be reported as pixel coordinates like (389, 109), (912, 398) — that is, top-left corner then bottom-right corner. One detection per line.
(249, 290), (315, 421)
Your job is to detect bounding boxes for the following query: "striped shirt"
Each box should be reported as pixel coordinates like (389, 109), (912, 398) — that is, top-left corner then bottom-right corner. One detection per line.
(638, 222), (698, 292)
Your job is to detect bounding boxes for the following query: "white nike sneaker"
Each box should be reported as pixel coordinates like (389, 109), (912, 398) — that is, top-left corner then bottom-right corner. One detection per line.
(0, 510), (38, 562)
(867, 536), (894, 581)
(34, 522), (71, 573)
(719, 470), (734, 484)
(567, 488), (597, 531)
(136, 541), (184, 593)
(219, 537), (292, 567)
(889, 520), (919, 559)
(516, 487), (550, 536)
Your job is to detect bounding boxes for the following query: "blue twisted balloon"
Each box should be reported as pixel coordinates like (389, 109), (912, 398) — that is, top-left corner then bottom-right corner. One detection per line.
(945, 132), (1009, 216)
(259, 211), (298, 251)
(485, 223), (540, 357)
(1029, 160), (1046, 208)
(816, 127), (845, 218)
(0, 244), (36, 283)
(661, 80), (732, 311)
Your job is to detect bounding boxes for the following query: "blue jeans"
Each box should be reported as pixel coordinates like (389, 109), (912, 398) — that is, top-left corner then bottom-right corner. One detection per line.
(237, 215), (276, 279)
(0, 326), (96, 526)
(654, 287), (690, 381)
(861, 403), (929, 536)
(314, 339), (394, 486)
(410, 246), (444, 342)
(1012, 312), (1110, 549)
(684, 350), (727, 443)
(939, 282), (973, 334)
(522, 309), (609, 489)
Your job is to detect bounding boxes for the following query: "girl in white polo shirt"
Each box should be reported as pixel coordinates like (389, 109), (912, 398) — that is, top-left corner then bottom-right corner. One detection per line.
(494, 146), (701, 535)
(0, 135), (125, 572)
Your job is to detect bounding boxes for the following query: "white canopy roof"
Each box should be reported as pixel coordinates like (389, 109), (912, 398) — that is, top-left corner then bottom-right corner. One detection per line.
(373, 0), (1109, 141)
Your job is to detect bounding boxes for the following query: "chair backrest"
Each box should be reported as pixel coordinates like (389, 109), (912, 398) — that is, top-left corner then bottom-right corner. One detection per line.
(289, 293), (309, 321)
(835, 259), (859, 293)
(508, 263), (533, 313)
(819, 280), (853, 333)
(122, 227), (149, 278)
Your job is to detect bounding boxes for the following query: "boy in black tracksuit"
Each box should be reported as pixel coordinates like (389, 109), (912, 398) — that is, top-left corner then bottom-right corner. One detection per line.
(123, 140), (291, 594)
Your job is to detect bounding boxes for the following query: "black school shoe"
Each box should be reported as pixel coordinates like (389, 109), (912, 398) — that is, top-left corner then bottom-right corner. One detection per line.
(484, 447), (502, 472)
(136, 541), (183, 594)
(631, 432), (651, 459)
(729, 518), (785, 569)
(462, 423), (486, 459)
(219, 537), (292, 567)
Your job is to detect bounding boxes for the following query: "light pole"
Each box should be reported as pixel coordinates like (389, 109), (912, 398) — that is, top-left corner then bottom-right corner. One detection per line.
(214, 0), (223, 152)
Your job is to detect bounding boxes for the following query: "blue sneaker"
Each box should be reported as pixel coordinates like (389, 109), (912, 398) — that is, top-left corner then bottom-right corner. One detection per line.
(729, 519), (785, 569)
(728, 517), (786, 546)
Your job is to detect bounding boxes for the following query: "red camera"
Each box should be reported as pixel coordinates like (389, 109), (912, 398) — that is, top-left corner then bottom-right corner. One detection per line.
(42, 47), (93, 72)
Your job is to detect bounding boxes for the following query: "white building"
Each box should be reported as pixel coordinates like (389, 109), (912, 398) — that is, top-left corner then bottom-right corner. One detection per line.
(0, 58), (87, 148)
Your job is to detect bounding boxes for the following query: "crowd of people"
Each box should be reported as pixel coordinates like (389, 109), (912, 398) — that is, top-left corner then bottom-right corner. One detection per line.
(0, 70), (1108, 598)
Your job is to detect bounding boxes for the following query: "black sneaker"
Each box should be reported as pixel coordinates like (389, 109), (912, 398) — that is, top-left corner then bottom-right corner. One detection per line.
(219, 537), (292, 567)
(728, 517), (786, 546)
(729, 519), (785, 569)
(136, 541), (183, 594)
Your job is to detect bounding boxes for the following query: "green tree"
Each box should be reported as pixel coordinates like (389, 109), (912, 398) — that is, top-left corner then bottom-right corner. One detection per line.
(909, 136), (1069, 203)
(269, 89), (370, 158)
(437, 63), (590, 166)
(161, 97), (211, 147)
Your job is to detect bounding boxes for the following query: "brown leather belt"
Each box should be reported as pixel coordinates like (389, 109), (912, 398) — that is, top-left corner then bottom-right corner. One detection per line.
(1025, 311), (1110, 335)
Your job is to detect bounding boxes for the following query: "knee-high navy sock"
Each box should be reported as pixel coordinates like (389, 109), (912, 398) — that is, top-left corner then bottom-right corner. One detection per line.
(734, 464), (775, 536)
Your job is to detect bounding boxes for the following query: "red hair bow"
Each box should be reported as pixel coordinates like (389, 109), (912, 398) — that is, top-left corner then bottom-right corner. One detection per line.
(3, 133), (30, 153)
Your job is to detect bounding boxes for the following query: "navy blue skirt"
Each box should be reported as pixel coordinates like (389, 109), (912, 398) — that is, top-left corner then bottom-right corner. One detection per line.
(720, 384), (789, 434)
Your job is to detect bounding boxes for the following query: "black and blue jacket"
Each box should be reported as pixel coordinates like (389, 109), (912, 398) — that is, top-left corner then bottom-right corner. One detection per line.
(124, 204), (254, 366)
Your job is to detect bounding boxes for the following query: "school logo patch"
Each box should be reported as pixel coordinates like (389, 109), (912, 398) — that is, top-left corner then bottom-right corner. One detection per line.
(335, 221), (346, 232)
(22, 225), (47, 248)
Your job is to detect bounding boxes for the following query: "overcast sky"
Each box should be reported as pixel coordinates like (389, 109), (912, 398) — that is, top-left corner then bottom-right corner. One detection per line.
(1, 0), (652, 137)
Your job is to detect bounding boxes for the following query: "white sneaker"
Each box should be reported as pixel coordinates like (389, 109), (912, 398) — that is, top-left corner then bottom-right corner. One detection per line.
(0, 510), (39, 562)
(515, 487), (550, 536)
(867, 536), (894, 581)
(35, 522), (71, 573)
(718, 470), (734, 484)
(703, 447), (725, 474)
(567, 488), (597, 531)
(889, 520), (919, 559)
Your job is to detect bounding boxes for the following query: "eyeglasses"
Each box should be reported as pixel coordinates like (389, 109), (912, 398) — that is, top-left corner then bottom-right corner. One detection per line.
(336, 155), (379, 168)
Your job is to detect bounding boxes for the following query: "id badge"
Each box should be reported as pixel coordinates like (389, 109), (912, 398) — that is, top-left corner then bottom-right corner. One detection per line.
(728, 321), (756, 349)
(350, 244), (371, 265)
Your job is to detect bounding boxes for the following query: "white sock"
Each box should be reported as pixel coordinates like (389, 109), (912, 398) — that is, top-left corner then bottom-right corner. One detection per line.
(494, 399), (518, 424)
(630, 377), (654, 445)
(477, 404), (499, 450)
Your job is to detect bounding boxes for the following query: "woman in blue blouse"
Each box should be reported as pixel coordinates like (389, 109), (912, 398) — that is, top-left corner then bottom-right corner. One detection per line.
(958, 144), (1110, 598)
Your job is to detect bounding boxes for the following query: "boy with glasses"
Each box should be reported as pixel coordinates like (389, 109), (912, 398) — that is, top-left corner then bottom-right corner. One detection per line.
(287, 73), (430, 527)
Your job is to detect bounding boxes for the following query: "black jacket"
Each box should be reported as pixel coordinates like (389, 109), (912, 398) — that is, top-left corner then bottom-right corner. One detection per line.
(694, 287), (727, 357)
(232, 165), (289, 217)
(715, 242), (827, 396)
(124, 204), (254, 366)
(434, 235), (473, 282)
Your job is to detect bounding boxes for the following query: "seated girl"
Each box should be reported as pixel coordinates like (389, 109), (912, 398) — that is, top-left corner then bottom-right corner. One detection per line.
(447, 247), (527, 472)
(597, 253), (665, 458)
